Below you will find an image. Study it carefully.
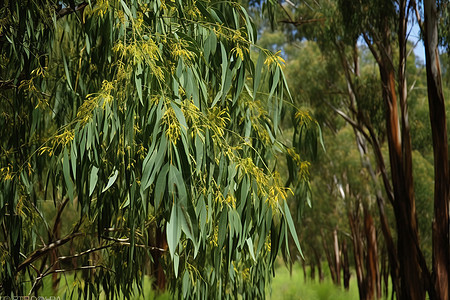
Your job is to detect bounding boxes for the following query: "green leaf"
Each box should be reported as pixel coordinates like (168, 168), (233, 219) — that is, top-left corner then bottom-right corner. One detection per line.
(120, 0), (132, 18)
(170, 101), (188, 132)
(218, 211), (228, 249)
(284, 200), (303, 257)
(85, 34), (91, 54)
(195, 134), (203, 174)
(268, 67), (280, 101)
(89, 166), (99, 196)
(246, 238), (256, 261)
(154, 163), (169, 211)
(102, 169), (118, 193)
(62, 51), (72, 90)
(63, 149), (74, 201)
(167, 205), (181, 258)
(174, 253), (180, 278)
(317, 122), (326, 151)
(135, 63), (143, 105)
(253, 51), (264, 99)
(70, 141), (77, 179)
(199, 196), (207, 234)
(233, 66), (245, 104)
(182, 271), (190, 298)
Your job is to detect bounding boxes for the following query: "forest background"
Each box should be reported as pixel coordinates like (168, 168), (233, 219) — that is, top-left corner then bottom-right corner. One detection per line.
(1, 0), (449, 299)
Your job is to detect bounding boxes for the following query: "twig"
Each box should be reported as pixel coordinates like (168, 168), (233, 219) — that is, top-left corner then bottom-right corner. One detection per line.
(16, 232), (84, 273)
(29, 265), (113, 295)
(56, 2), (89, 19)
(100, 235), (166, 252)
(279, 18), (326, 27)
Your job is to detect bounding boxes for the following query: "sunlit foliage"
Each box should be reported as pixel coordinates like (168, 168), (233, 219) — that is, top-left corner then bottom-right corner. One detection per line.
(0, 0), (315, 298)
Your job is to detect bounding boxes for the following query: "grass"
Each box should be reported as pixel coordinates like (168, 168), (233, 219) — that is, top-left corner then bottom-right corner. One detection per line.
(25, 274), (170, 300)
(267, 263), (360, 300)
(25, 263), (359, 299)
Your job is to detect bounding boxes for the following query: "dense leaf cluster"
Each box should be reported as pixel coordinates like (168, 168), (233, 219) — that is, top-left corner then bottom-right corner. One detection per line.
(0, 0), (308, 298)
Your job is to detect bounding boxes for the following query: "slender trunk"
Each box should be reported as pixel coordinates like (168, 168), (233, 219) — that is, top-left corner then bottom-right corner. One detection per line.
(423, 1), (450, 299)
(349, 211), (367, 299)
(341, 37), (402, 298)
(310, 261), (316, 281)
(321, 229), (337, 283)
(333, 228), (341, 285)
(354, 130), (400, 296)
(317, 251), (324, 282)
(380, 58), (424, 300)
(342, 239), (351, 290)
(313, 246), (324, 282)
(380, 248), (390, 298)
(376, 20), (425, 298)
(364, 208), (379, 299)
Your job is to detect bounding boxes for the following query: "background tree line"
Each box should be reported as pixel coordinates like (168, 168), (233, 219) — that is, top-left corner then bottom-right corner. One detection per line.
(252, 0), (449, 299)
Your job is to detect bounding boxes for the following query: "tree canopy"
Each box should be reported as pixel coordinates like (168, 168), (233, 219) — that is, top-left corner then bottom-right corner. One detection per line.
(0, 0), (312, 298)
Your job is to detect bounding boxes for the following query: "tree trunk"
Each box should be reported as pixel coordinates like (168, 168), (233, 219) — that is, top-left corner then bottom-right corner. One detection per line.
(310, 261), (316, 281)
(354, 130), (400, 296)
(333, 228), (341, 286)
(364, 208), (380, 299)
(301, 258), (307, 283)
(423, 1), (450, 299)
(303, 259), (308, 283)
(376, 19), (426, 299)
(349, 211), (367, 299)
(342, 239), (351, 290)
(321, 229), (337, 284)
(313, 246), (324, 282)
(151, 225), (167, 291)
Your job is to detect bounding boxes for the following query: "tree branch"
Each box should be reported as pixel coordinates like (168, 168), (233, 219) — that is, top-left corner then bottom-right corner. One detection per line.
(29, 265), (113, 295)
(56, 2), (89, 19)
(16, 232), (84, 273)
(100, 235), (166, 252)
(279, 18), (326, 27)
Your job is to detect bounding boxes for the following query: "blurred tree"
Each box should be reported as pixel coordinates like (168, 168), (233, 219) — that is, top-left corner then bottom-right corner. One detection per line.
(256, 0), (449, 299)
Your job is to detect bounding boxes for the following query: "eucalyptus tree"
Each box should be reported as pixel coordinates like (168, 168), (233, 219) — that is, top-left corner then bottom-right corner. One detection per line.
(274, 0), (449, 299)
(420, 1), (450, 298)
(0, 0), (310, 298)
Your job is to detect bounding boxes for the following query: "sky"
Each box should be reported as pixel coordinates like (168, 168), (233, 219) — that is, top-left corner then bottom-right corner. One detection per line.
(410, 22), (426, 64)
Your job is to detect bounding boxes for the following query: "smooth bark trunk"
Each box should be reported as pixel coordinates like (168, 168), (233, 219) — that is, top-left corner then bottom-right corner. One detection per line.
(333, 228), (341, 285)
(376, 18), (426, 299)
(423, 1), (450, 299)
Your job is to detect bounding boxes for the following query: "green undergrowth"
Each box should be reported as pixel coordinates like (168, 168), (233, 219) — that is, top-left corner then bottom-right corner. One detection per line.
(24, 274), (170, 300)
(267, 263), (359, 300)
(24, 263), (360, 299)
